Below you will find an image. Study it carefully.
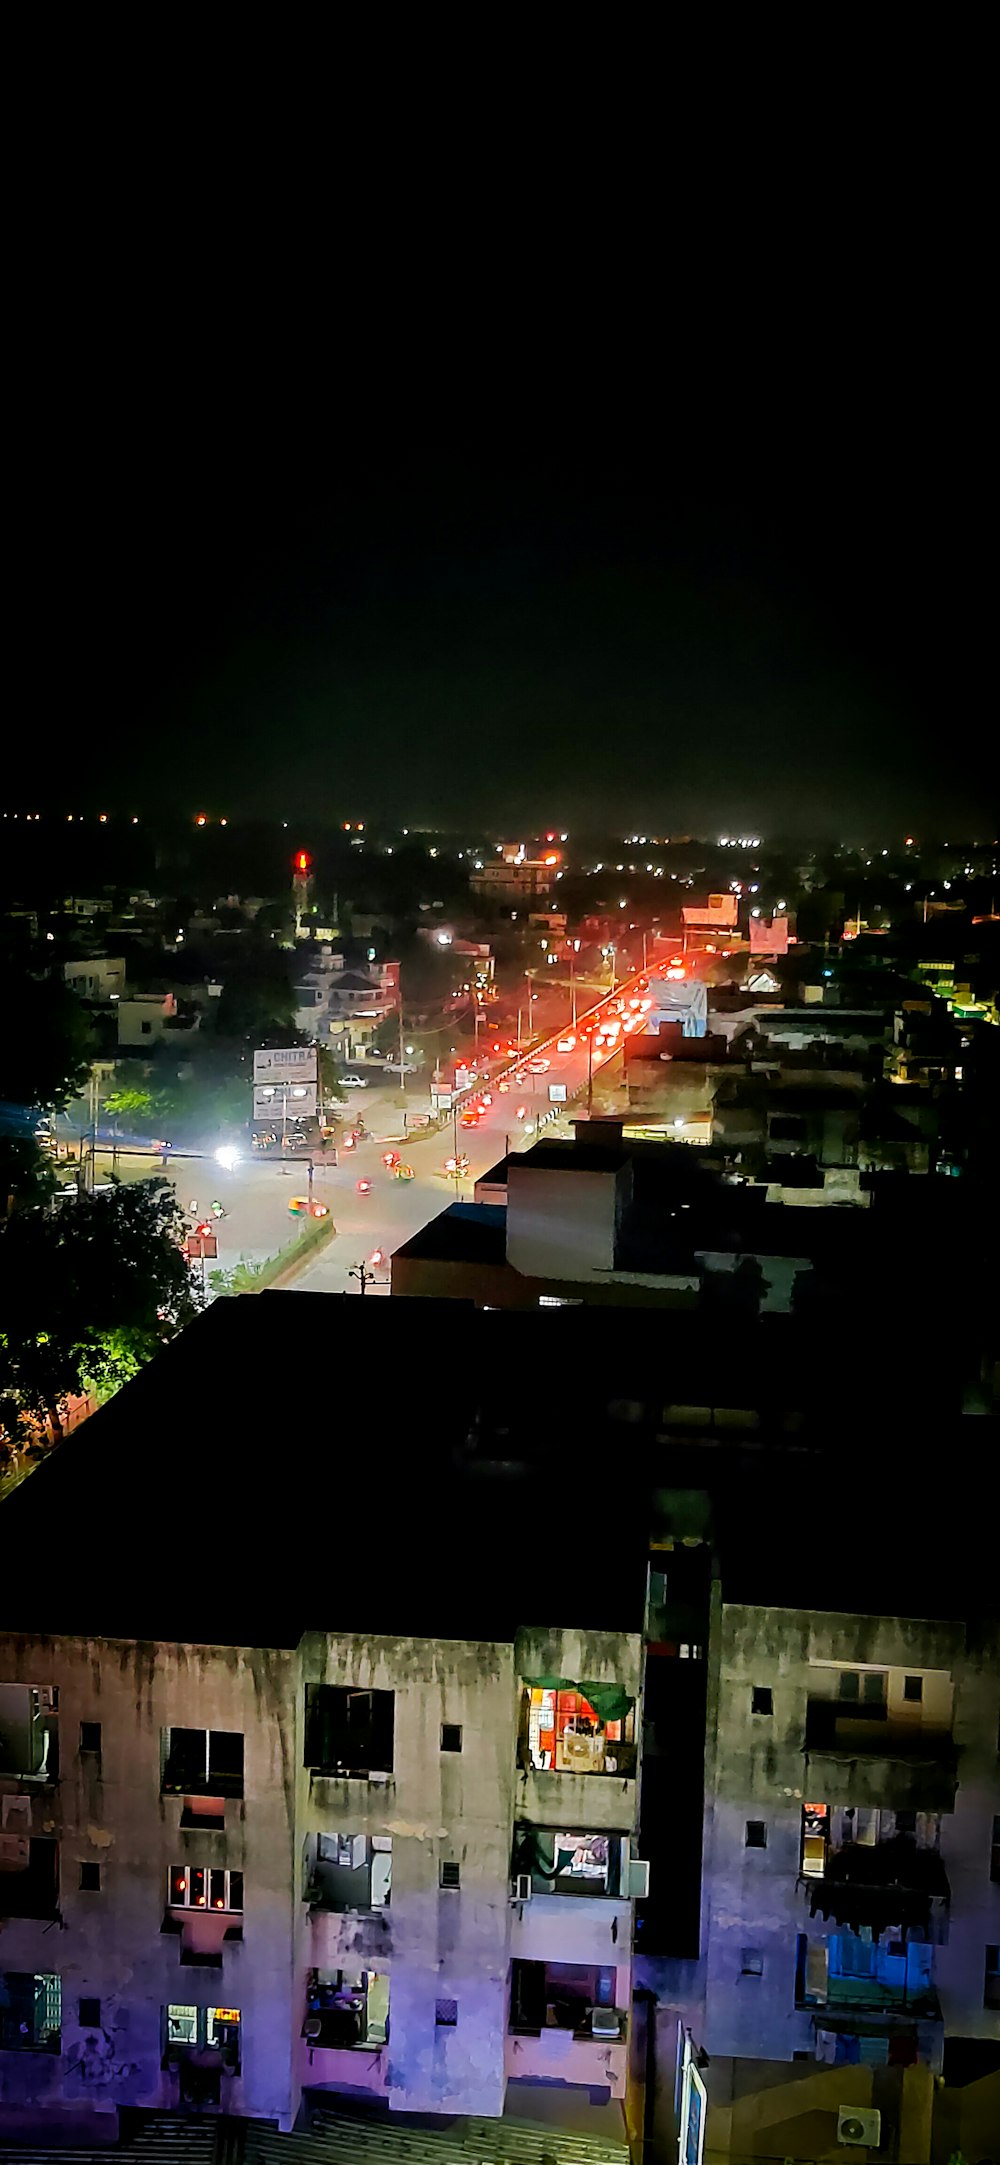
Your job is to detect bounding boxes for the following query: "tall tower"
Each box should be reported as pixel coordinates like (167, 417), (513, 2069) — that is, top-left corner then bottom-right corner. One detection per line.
(292, 850), (312, 938)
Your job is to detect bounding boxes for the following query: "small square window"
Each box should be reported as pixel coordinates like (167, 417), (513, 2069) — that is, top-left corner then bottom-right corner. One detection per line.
(78, 1999), (101, 2028)
(80, 1722), (102, 1754)
(435, 1997), (458, 2026)
(838, 1670), (860, 1700)
(903, 1675), (923, 1703)
(862, 1671), (886, 1706)
(79, 1862), (102, 1892)
(440, 1724), (463, 1753)
(439, 1861), (461, 1889)
(740, 1948), (764, 1975)
(745, 1821), (767, 1849)
(751, 1686), (773, 1715)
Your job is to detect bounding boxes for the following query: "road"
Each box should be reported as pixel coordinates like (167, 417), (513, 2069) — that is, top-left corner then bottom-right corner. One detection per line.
(289, 967), (663, 1295)
(54, 959), (677, 1299)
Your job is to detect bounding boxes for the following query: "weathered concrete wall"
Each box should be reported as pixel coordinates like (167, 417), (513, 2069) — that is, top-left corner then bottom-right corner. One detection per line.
(0, 1632), (297, 2128)
(702, 1603), (1000, 2062)
(506, 1165), (621, 1282)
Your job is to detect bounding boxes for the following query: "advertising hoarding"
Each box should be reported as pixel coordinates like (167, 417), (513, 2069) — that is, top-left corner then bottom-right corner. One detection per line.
(252, 1082), (318, 1119)
(682, 893), (738, 929)
(253, 1047), (318, 1085)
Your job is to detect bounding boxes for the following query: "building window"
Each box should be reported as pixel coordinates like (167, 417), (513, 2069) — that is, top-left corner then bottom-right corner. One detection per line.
(140, 1020), (152, 1035)
(78, 1999), (100, 2029)
(838, 1670), (886, 1708)
(435, 1998), (458, 2027)
(305, 1834), (390, 1912)
(0, 1972), (61, 2052)
(440, 1723), (463, 1753)
(740, 1949), (764, 1976)
(162, 1728), (244, 1799)
(79, 1722), (101, 1755)
(168, 1866), (243, 1913)
(903, 1674), (923, 1703)
(801, 1802), (829, 1877)
(991, 1818), (1000, 1887)
(79, 1862), (101, 1892)
(518, 1685), (636, 1776)
(439, 1861), (461, 1890)
(0, 1683), (59, 1778)
(745, 1821), (767, 1849)
(751, 1686), (773, 1715)
(303, 1687), (394, 1778)
(513, 1828), (623, 1898)
(987, 1946), (1000, 2012)
(164, 2004), (241, 2069)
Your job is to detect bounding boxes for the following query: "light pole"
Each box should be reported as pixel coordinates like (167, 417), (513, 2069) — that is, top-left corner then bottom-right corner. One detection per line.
(587, 1027), (595, 1116)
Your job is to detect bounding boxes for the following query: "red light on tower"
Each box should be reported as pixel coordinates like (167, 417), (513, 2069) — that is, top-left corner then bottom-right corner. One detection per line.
(294, 850), (311, 873)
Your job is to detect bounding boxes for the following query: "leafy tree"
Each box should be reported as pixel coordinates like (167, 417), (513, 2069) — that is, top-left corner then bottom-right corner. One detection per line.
(3, 959), (96, 1111)
(104, 1087), (154, 1119)
(0, 1177), (201, 1456)
(214, 964), (298, 1042)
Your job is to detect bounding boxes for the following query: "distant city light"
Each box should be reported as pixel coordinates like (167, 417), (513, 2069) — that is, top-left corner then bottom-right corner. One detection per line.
(195, 814), (207, 827)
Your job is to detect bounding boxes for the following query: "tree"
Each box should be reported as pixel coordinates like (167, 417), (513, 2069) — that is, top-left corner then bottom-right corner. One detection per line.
(104, 1087), (154, 1119)
(2, 957), (96, 1111)
(0, 1178), (202, 1458)
(214, 964), (298, 1042)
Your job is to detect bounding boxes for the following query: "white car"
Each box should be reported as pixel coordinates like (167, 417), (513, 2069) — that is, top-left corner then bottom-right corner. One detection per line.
(528, 1057), (551, 1073)
(557, 1035), (576, 1052)
(341, 1074), (369, 1089)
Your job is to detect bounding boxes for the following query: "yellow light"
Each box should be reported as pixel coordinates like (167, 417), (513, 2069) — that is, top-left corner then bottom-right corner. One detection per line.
(195, 814), (208, 827)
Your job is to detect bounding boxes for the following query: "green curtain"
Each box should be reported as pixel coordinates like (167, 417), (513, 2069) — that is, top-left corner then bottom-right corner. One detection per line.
(523, 1677), (633, 1725)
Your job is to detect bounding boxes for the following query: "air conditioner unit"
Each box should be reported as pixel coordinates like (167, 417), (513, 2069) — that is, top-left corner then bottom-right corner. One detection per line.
(838, 2106), (881, 2147)
(512, 1873), (532, 1902)
(627, 1856), (651, 1900)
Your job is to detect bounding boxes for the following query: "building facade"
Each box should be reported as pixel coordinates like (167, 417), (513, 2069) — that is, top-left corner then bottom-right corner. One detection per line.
(0, 1622), (643, 2142)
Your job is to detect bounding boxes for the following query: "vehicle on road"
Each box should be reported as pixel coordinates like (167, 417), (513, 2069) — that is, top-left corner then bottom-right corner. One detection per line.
(460, 1109), (481, 1127)
(356, 1178), (372, 1195)
(394, 1163), (414, 1181)
(557, 1035), (576, 1051)
(382, 1060), (417, 1075)
(382, 1151), (400, 1169)
(528, 1057), (550, 1073)
(342, 1074), (369, 1088)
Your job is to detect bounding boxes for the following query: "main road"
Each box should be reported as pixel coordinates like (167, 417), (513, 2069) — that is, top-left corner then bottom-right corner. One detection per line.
(289, 960), (673, 1295)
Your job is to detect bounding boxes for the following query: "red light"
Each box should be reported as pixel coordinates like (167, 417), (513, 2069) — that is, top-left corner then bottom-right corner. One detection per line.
(195, 813), (207, 827)
(294, 850), (311, 872)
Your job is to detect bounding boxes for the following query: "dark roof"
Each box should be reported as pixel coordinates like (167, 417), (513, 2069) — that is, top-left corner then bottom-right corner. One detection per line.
(0, 1294), (650, 1650)
(515, 1139), (631, 1174)
(395, 1201), (507, 1265)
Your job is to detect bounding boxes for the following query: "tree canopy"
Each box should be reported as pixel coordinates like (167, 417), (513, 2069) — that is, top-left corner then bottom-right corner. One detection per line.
(0, 1177), (202, 1459)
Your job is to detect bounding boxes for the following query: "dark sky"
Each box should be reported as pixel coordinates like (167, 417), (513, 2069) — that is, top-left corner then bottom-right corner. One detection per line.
(10, 53), (992, 842)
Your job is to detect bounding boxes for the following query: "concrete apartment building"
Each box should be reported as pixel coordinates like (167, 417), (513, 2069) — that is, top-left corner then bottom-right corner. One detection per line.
(0, 1296), (648, 2152)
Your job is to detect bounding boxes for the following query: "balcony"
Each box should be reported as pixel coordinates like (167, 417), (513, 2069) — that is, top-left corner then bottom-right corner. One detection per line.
(804, 1701), (958, 1810)
(516, 1687), (637, 1831)
(300, 1967), (389, 2095)
(507, 1961), (627, 2099)
(803, 1831), (950, 1940)
(796, 1929), (939, 2020)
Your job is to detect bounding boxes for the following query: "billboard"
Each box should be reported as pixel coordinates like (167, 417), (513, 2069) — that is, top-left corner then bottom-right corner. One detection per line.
(253, 1046), (317, 1085)
(682, 893), (737, 929)
(749, 916), (789, 954)
(252, 1082), (318, 1119)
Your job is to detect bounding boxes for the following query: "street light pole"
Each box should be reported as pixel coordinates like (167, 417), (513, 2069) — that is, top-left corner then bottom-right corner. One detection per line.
(587, 1027), (595, 1116)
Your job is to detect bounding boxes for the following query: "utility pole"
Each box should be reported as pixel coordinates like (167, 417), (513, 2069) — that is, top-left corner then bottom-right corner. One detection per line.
(398, 995), (406, 1097)
(570, 950), (577, 1028)
(586, 1027), (595, 1116)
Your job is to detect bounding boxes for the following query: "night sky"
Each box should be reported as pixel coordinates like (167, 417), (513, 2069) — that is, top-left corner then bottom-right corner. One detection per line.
(10, 67), (991, 843)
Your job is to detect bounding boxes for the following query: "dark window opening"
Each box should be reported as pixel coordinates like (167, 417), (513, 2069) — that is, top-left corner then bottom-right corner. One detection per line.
(751, 1686), (773, 1715)
(305, 1833), (391, 1912)
(78, 1999), (100, 2028)
(991, 1817), (1000, 1887)
(439, 1861), (461, 1889)
(509, 1959), (621, 2037)
(0, 1683), (59, 1781)
(987, 1946), (1000, 2013)
(741, 1949), (764, 1975)
(162, 1728), (244, 1799)
(745, 1821), (767, 1849)
(79, 1862), (101, 1892)
(304, 1687), (394, 1778)
(79, 1722), (102, 1755)
(838, 1670), (860, 1701)
(435, 1998), (458, 2026)
(440, 1724), (463, 1753)
(903, 1675), (923, 1703)
(0, 1838), (59, 1920)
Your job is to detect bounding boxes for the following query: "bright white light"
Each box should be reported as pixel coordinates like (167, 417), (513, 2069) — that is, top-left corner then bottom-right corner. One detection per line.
(214, 1146), (241, 1171)
(437, 932), (452, 945)
(673, 1117), (684, 1129)
(751, 908), (762, 918)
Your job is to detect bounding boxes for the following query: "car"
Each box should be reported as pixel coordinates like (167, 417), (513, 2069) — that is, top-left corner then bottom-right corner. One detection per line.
(557, 1035), (576, 1052)
(460, 1109), (481, 1127)
(528, 1057), (550, 1073)
(341, 1074), (369, 1088)
(382, 1060), (417, 1075)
